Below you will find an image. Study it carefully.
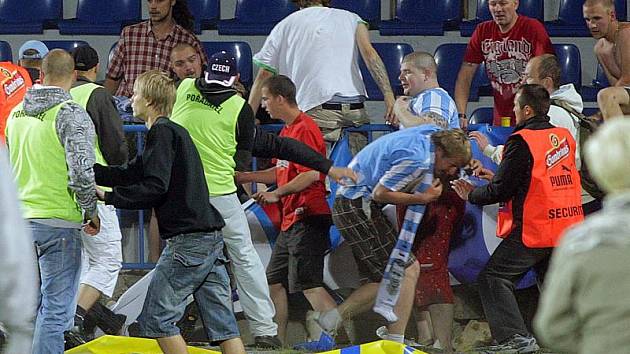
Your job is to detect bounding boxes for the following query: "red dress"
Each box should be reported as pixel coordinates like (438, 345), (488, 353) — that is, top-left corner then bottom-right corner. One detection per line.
(397, 189), (465, 309)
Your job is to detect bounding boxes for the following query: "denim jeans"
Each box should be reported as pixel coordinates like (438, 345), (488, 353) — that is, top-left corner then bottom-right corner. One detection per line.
(30, 222), (82, 354)
(478, 236), (552, 343)
(139, 231), (240, 342)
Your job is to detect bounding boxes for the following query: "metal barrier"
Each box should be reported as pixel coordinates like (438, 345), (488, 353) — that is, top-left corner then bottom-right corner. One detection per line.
(120, 124), (152, 269)
(120, 123), (395, 269)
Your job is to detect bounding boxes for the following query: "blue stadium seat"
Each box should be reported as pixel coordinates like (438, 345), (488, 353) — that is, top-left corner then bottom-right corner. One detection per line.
(380, 0), (461, 36)
(553, 44), (581, 92)
(42, 40), (90, 53)
(58, 0), (141, 35)
(469, 107), (493, 125)
(188, 0), (220, 33)
(218, 0), (297, 35)
(545, 0), (627, 37)
(358, 43), (413, 100)
(582, 107), (599, 117)
(460, 0), (543, 36)
(434, 43), (487, 102)
(202, 41), (253, 88)
(0, 0), (62, 34)
(582, 64), (610, 102)
(330, 0), (380, 29)
(0, 41), (12, 62)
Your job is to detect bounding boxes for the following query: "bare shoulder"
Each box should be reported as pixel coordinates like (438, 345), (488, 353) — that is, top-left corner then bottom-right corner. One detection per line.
(594, 38), (609, 53)
(618, 23), (630, 41)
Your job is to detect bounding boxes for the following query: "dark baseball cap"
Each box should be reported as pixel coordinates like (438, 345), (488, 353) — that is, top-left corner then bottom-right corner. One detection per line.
(203, 51), (238, 87)
(72, 45), (99, 71)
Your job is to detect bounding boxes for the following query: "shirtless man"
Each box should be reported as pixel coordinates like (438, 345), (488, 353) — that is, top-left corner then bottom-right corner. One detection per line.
(583, 0), (630, 119)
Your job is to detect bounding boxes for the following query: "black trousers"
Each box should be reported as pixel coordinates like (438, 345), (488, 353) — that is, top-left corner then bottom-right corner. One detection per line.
(478, 235), (552, 343)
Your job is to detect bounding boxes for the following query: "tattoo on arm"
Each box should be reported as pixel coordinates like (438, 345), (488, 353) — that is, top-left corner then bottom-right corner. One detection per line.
(366, 56), (394, 97)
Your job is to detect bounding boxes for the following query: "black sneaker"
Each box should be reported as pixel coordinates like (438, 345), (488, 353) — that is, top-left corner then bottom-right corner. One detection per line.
(254, 335), (282, 349)
(64, 330), (87, 350)
(476, 334), (540, 353)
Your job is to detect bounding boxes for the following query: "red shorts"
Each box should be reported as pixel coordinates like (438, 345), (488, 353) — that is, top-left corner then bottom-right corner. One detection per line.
(397, 189), (465, 309)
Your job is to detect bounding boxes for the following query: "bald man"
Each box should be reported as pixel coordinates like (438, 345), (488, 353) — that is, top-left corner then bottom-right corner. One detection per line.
(5, 49), (99, 354)
(394, 51), (460, 129)
(583, 0), (630, 119)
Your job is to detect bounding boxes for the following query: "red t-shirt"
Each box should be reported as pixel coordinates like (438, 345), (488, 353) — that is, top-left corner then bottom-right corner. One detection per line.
(464, 16), (554, 126)
(276, 112), (330, 231)
(1, 62), (32, 143)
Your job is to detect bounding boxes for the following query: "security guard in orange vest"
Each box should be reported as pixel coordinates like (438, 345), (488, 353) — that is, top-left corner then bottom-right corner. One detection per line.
(451, 84), (583, 353)
(1, 61), (32, 143)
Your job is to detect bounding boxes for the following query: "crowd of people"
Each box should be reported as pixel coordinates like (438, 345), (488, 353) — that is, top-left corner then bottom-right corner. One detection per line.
(1, 0), (629, 353)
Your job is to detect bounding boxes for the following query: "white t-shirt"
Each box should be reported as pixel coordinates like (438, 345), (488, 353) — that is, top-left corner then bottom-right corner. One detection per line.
(254, 6), (368, 112)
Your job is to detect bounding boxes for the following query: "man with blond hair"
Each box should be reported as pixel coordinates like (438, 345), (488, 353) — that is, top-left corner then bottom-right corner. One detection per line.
(583, 0), (630, 119)
(5, 49), (99, 354)
(93, 70), (245, 354)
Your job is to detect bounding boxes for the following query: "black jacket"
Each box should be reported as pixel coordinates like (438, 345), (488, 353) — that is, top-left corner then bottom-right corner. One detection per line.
(95, 117), (225, 238)
(469, 115), (555, 242)
(73, 77), (128, 165)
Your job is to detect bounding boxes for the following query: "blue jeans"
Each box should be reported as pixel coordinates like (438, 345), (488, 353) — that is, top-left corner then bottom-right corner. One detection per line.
(139, 231), (240, 342)
(30, 222), (82, 354)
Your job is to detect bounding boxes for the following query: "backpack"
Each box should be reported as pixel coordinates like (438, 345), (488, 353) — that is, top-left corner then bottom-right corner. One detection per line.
(550, 99), (605, 200)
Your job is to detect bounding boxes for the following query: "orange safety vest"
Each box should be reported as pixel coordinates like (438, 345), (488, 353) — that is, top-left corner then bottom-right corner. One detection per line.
(1, 62), (32, 143)
(497, 127), (584, 248)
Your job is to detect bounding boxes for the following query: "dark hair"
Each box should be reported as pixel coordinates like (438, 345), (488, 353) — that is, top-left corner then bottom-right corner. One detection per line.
(292, 0), (330, 8)
(516, 84), (550, 116)
(262, 75), (297, 106)
(173, 0), (195, 33)
(536, 54), (561, 90)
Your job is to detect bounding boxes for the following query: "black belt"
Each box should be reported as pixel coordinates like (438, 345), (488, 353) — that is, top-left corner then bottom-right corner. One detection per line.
(321, 102), (364, 110)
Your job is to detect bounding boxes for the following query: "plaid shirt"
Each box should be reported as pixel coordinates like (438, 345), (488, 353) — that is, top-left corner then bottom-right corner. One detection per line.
(107, 21), (208, 97)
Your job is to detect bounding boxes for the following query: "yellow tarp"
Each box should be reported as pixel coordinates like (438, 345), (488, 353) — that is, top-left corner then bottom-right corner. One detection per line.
(65, 335), (220, 354)
(65, 336), (426, 354)
(316, 340), (426, 354)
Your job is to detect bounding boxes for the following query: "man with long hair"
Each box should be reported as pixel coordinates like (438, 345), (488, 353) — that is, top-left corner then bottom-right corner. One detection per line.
(105, 0), (207, 97)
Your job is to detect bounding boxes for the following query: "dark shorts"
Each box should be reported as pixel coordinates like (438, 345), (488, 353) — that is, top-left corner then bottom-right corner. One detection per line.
(138, 231), (240, 342)
(332, 196), (416, 284)
(266, 215), (332, 293)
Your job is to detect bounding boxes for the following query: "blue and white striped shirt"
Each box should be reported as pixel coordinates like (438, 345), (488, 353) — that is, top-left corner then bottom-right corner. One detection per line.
(338, 124), (439, 201)
(410, 87), (460, 129)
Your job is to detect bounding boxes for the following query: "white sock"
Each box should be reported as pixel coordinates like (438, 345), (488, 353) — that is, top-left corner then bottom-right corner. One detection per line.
(384, 333), (405, 343)
(317, 308), (342, 333)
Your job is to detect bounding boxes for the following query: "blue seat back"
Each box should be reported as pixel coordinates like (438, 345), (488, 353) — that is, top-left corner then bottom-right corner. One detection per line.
(234, 0), (297, 23)
(359, 43), (413, 100)
(394, 0), (461, 26)
(553, 44), (581, 89)
(474, 0), (543, 22)
(469, 107), (493, 125)
(202, 41), (253, 87)
(330, 0), (380, 27)
(188, 0), (220, 24)
(0, 41), (12, 62)
(435, 44), (466, 97)
(559, 0), (626, 24)
(593, 63), (610, 88)
(0, 0), (61, 24)
(75, 0), (140, 23)
(42, 40), (90, 53)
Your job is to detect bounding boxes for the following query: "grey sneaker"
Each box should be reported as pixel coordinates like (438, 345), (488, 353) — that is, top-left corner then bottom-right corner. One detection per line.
(477, 334), (540, 353)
